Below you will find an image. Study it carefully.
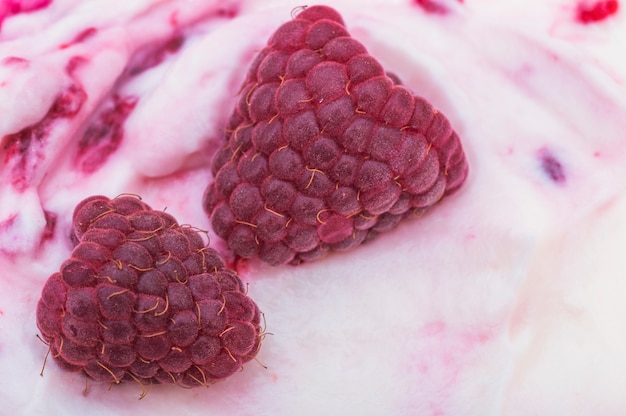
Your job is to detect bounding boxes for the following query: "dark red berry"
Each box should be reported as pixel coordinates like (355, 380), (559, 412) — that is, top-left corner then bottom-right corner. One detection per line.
(203, 5), (468, 265)
(36, 195), (263, 389)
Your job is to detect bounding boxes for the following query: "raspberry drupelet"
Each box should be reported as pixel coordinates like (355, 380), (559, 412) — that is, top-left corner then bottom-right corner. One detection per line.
(36, 195), (263, 390)
(203, 5), (469, 265)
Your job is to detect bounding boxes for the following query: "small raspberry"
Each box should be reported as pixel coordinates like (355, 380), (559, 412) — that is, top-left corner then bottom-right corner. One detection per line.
(203, 5), (469, 265)
(36, 195), (263, 389)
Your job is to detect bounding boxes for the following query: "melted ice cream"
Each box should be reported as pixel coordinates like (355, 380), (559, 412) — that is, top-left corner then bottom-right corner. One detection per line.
(1, 0), (626, 414)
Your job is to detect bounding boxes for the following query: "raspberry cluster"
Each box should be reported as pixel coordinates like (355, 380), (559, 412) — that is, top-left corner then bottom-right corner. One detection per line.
(36, 195), (262, 388)
(203, 5), (468, 265)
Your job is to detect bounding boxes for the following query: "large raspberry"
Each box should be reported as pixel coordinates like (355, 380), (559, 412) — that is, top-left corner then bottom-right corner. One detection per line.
(203, 5), (469, 265)
(36, 195), (263, 390)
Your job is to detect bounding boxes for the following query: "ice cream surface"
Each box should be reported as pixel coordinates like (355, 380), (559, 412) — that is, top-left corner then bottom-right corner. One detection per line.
(1, 0), (626, 415)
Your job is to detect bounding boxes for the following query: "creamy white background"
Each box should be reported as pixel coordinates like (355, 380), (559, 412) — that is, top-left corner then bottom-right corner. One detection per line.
(1, 0), (626, 414)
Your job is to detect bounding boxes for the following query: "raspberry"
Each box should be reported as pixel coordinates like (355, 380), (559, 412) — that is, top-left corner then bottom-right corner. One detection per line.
(203, 5), (468, 265)
(36, 195), (263, 390)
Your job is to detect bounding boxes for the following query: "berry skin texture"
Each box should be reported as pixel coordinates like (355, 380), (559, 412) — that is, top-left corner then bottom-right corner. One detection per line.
(203, 5), (469, 266)
(36, 195), (263, 389)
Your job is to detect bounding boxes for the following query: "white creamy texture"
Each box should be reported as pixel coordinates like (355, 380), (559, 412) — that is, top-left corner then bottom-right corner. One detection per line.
(1, 0), (626, 414)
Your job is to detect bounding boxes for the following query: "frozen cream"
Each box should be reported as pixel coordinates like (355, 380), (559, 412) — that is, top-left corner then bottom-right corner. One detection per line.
(1, 0), (626, 414)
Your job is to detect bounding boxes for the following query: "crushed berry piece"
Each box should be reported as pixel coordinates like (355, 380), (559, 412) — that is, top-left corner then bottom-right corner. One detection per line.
(577, 0), (620, 23)
(539, 149), (566, 184)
